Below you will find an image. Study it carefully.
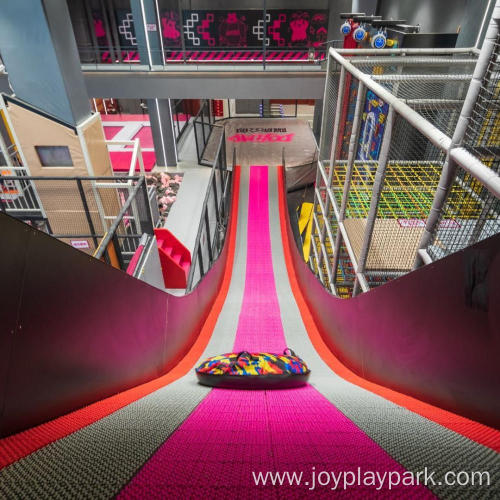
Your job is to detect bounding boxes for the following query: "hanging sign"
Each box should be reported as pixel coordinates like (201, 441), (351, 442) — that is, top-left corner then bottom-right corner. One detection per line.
(70, 240), (90, 249)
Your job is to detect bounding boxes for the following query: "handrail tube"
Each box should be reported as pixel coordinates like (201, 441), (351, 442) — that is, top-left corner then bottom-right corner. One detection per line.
(372, 74), (471, 82)
(350, 57), (478, 65)
(336, 47), (477, 55)
(186, 129), (227, 291)
(0, 176), (139, 181)
(329, 48), (452, 153)
(450, 147), (500, 198)
(94, 178), (144, 259)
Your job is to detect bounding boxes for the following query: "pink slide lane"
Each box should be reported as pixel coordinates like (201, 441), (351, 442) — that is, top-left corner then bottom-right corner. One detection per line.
(118, 166), (433, 498)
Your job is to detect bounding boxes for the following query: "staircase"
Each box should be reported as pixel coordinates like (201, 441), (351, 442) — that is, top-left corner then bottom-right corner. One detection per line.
(154, 228), (191, 288)
(259, 101), (284, 118)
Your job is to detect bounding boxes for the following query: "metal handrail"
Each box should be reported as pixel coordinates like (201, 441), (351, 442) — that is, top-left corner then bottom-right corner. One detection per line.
(329, 48), (453, 152)
(1, 174), (148, 263)
(94, 177), (145, 259)
(0, 175), (140, 181)
(336, 47), (478, 55)
(186, 129), (230, 292)
(309, 39), (500, 297)
(78, 45), (330, 70)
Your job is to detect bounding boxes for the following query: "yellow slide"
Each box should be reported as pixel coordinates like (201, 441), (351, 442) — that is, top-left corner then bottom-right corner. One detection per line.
(297, 202), (314, 262)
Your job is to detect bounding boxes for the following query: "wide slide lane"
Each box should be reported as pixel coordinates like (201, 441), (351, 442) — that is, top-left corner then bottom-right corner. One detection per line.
(0, 165), (498, 499)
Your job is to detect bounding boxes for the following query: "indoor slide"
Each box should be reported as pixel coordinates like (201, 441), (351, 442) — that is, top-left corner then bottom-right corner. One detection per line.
(0, 165), (498, 499)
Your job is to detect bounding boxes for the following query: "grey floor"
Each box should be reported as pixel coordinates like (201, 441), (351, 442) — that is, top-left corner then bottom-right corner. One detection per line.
(160, 124), (212, 255)
(160, 118), (318, 261)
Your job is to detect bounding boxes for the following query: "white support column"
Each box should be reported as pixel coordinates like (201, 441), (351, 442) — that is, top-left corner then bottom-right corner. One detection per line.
(332, 80), (366, 283)
(317, 65), (346, 270)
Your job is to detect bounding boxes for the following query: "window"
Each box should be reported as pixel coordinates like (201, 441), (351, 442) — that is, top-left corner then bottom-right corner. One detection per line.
(35, 146), (73, 167)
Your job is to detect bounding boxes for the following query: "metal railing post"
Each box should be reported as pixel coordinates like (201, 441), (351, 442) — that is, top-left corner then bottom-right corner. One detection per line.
(415, 1), (500, 267)
(194, 120), (201, 164)
(212, 173), (220, 227)
(205, 207), (213, 265)
(316, 66), (346, 271)
(219, 150), (225, 195)
(140, 176), (154, 234)
(328, 66), (346, 186)
(83, 0), (101, 64)
(77, 178), (99, 248)
(262, 0), (267, 71)
(94, 178), (144, 259)
(201, 106), (207, 144)
(352, 105), (395, 297)
(177, 0), (186, 64)
(99, 0), (117, 63)
(331, 80), (366, 284)
(198, 245), (205, 278)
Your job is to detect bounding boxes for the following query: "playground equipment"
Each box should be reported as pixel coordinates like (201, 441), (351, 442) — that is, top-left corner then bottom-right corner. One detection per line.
(340, 14), (422, 51)
(352, 15), (382, 45)
(370, 19), (412, 49)
(339, 12), (366, 48)
(314, 25), (499, 297)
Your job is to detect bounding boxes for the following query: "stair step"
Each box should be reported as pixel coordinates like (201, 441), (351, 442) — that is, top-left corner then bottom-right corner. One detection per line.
(171, 253), (182, 265)
(181, 261), (190, 272)
(164, 245), (173, 255)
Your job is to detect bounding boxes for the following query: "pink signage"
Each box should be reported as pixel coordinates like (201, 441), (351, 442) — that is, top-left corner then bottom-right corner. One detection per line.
(397, 219), (461, 229)
(228, 133), (295, 142)
(70, 240), (90, 249)
(397, 219), (426, 228)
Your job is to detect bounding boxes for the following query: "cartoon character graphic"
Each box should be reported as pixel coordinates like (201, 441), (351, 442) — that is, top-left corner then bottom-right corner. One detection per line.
(219, 12), (247, 47)
(357, 90), (389, 161)
(93, 18), (106, 39)
(309, 13), (327, 46)
(289, 11), (309, 46)
(162, 11), (181, 47)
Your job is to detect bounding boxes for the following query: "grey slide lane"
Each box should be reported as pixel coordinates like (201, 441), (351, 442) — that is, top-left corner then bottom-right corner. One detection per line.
(266, 166), (499, 500)
(0, 169), (251, 499)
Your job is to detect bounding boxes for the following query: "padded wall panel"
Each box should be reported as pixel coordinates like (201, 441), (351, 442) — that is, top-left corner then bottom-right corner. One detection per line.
(6, 102), (84, 174)
(0, 208), (230, 436)
(281, 169), (500, 428)
(160, 240), (229, 372)
(79, 113), (113, 177)
(0, 223), (31, 426)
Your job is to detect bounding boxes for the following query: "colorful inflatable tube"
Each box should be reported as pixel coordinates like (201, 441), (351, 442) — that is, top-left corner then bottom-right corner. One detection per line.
(195, 349), (310, 389)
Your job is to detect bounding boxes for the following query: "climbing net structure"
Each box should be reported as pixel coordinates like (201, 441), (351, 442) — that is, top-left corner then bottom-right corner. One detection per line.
(309, 31), (500, 298)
